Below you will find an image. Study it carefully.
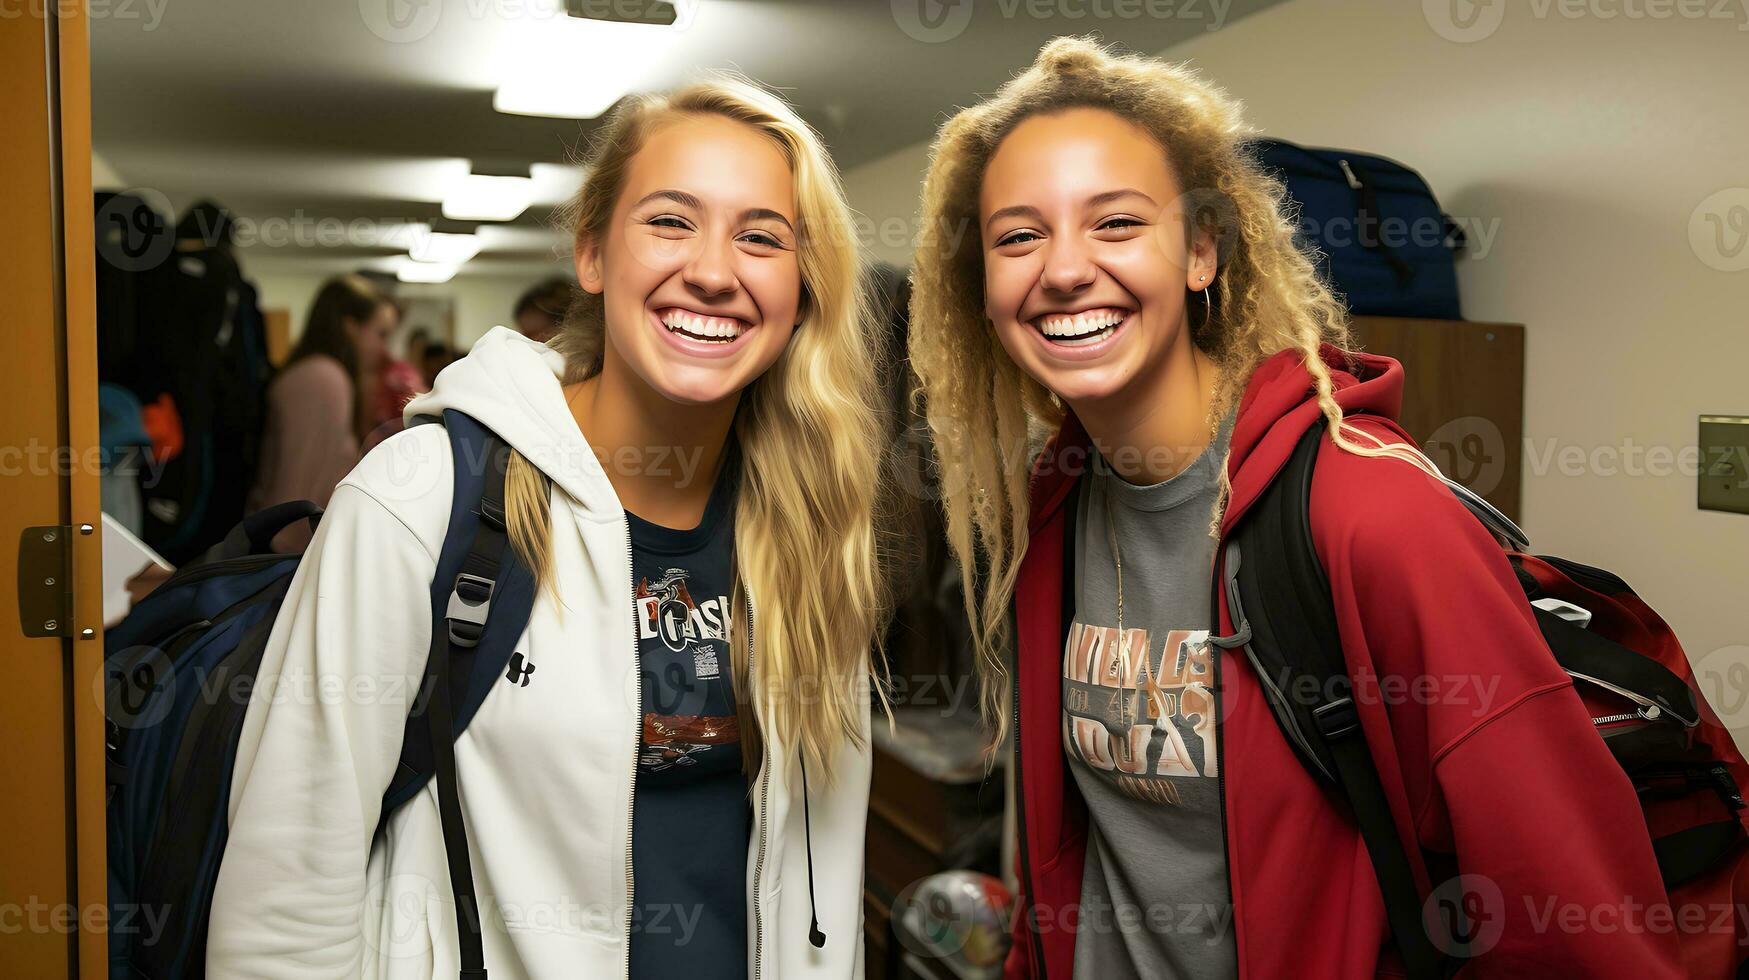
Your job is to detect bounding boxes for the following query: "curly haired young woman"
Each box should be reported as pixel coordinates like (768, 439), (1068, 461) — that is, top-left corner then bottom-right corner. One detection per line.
(908, 36), (1681, 980)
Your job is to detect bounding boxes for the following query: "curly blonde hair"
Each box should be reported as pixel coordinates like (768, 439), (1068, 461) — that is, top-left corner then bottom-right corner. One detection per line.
(908, 36), (1431, 750)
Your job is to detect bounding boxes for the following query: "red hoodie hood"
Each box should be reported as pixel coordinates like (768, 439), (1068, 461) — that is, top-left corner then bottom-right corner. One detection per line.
(1027, 344), (1405, 529)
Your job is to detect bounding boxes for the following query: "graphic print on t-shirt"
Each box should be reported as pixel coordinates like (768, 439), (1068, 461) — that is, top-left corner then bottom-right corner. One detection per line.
(1062, 623), (1217, 805)
(633, 566), (738, 774)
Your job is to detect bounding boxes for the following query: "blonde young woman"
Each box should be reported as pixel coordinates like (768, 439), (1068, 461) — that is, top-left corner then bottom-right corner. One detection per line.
(909, 38), (1680, 979)
(209, 78), (883, 979)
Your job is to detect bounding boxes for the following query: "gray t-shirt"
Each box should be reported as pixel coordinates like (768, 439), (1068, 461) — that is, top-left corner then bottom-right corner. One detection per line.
(1063, 414), (1237, 980)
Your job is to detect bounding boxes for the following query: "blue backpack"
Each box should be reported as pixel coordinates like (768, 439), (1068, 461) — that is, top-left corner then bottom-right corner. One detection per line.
(1248, 138), (1467, 320)
(105, 409), (532, 980)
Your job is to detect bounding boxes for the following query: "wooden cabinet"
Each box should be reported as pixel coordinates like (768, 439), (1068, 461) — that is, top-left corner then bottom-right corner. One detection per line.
(1347, 316), (1526, 523)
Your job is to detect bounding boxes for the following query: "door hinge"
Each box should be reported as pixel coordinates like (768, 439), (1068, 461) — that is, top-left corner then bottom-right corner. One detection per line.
(18, 523), (88, 638)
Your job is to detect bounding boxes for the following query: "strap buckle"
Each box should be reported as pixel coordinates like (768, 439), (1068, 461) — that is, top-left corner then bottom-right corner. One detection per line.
(1313, 696), (1360, 740)
(446, 572), (495, 648)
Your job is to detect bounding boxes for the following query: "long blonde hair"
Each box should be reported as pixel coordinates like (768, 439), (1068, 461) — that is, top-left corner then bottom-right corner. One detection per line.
(908, 36), (1436, 750)
(506, 76), (889, 780)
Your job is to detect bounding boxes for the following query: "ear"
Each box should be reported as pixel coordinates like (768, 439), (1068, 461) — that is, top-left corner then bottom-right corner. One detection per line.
(1186, 225), (1219, 291)
(574, 233), (605, 296)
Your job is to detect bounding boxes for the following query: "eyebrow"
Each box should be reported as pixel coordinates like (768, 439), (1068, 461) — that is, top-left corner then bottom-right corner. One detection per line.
(632, 189), (795, 233)
(984, 188), (1160, 232)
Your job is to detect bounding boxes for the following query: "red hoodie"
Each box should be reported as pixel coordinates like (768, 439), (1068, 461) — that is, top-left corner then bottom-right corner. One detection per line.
(1004, 346), (1684, 979)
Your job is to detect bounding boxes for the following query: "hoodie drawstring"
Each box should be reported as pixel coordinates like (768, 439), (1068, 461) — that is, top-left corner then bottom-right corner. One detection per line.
(798, 750), (826, 949)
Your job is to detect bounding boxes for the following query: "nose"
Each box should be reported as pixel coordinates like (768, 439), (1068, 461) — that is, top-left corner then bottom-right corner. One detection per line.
(1038, 235), (1096, 295)
(682, 232), (738, 298)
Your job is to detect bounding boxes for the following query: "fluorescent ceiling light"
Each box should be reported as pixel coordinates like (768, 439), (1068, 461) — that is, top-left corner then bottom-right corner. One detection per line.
(493, 16), (677, 119)
(443, 172), (535, 222)
(409, 231), (481, 264)
(377, 221), (432, 250)
(398, 260), (460, 284)
(530, 163), (586, 206)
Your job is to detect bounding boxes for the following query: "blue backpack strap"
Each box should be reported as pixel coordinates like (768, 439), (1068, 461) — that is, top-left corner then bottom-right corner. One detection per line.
(379, 409), (537, 980)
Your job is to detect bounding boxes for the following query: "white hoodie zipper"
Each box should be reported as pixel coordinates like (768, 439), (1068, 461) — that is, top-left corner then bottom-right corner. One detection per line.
(622, 518), (640, 980)
(747, 589), (767, 980)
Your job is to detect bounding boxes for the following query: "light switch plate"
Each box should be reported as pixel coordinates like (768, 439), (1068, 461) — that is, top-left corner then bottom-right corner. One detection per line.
(1699, 416), (1749, 515)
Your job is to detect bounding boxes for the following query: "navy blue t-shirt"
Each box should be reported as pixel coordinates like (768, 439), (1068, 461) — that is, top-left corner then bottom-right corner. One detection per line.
(626, 452), (748, 980)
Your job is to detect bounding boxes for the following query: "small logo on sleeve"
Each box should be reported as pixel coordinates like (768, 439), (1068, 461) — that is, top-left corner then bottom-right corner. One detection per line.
(505, 652), (536, 688)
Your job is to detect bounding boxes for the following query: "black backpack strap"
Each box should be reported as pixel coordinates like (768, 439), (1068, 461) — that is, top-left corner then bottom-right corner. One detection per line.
(1218, 418), (1452, 979)
(378, 409), (538, 980)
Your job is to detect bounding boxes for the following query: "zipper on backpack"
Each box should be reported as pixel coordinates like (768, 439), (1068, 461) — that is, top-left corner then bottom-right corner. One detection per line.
(1568, 670), (1695, 727)
(622, 519), (640, 980)
(1338, 158), (1363, 189)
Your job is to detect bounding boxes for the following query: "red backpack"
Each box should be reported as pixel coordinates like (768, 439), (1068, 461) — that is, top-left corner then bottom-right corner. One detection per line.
(1225, 419), (1749, 978)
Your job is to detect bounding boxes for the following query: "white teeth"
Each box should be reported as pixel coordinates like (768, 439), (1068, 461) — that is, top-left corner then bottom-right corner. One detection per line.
(661, 310), (744, 343)
(1037, 309), (1127, 339)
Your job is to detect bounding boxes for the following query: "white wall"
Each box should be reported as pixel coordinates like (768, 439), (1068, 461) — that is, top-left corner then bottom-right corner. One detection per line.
(842, 1), (1749, 687)
(92, 150), (127, 190)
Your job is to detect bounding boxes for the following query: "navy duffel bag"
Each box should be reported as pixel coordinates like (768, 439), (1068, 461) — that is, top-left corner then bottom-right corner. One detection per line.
(1249, 137), (1467, 320)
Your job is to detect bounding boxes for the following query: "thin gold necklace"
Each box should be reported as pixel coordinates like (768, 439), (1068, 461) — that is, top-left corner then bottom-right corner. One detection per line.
(1102, 480), (1152, 730)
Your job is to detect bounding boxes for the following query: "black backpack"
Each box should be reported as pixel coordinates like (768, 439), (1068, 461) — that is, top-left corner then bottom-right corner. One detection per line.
(106, 408), (532, 980)
(1220, 418), (1749, 978)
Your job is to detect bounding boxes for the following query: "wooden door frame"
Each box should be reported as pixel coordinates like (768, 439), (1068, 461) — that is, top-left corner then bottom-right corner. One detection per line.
(1, 3), (107, 977)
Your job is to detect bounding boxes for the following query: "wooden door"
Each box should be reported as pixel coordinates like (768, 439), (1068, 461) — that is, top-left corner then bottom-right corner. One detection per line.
(0, 3), (107, 977)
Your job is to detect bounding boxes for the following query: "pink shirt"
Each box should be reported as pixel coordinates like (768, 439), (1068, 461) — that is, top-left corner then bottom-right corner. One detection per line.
(248, 354), (360, 552)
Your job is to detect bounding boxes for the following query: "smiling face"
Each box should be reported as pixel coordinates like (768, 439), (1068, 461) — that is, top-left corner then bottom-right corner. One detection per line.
(979, 107), (1216, 408)
(575, 112), (803, 406)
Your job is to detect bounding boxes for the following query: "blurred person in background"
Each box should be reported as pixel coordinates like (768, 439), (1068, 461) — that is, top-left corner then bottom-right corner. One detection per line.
(247, 273), (394, 552)
(363, 299), (425, 452)
(418, 339), (458, 386)
(512, 275), (572, 344)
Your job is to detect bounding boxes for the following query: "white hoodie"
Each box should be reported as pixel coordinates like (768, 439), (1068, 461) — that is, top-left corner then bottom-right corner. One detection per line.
(208, 326), (870, 979)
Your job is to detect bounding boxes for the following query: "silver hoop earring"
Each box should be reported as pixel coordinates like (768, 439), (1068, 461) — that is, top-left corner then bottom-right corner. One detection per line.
(1202, 286), (1212, 321)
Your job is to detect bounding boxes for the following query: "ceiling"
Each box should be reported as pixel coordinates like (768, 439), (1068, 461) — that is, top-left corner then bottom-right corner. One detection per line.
(92, 0), (1285, 278)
